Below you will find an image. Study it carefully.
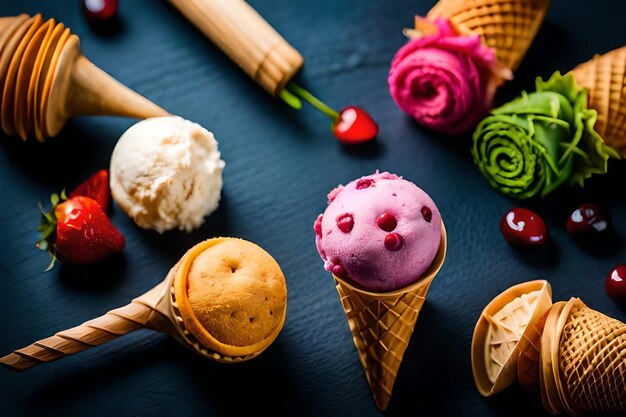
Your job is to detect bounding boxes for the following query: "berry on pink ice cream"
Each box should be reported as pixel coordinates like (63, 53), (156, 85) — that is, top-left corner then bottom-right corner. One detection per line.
(314, 171), (442, 292)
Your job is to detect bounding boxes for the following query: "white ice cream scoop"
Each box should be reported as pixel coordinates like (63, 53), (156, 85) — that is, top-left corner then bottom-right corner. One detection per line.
(110, 116), (225, 233)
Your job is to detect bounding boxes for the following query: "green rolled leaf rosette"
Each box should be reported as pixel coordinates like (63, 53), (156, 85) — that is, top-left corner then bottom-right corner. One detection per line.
(471, 71), (619, 200)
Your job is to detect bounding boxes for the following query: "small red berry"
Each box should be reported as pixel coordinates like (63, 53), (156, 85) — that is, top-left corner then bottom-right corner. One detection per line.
(336, 214), (354, 233)
(356, 178), (374, 190)
(384, 233), (404, 251)
(333, 106), (379, 145)
(377, 213), (397, 232)
(500, 208), (547, 247)
(605, 265), (626, 302)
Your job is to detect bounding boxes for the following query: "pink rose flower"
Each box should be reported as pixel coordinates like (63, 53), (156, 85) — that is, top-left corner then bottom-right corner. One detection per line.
(388, 17), (511, 135)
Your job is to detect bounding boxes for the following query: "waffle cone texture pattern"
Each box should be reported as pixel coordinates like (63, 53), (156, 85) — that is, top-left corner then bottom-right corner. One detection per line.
(549, 298), (626, 415)
(333, 274), (433, 411)
(428, 0), (551, 71)
(572, 46), (626, 157)
(472, 281), (626, 416)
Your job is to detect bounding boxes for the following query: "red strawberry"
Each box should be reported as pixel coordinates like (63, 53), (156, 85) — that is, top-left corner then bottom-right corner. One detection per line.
(69, 169), (111, 212)
(37, 192), (124, 269)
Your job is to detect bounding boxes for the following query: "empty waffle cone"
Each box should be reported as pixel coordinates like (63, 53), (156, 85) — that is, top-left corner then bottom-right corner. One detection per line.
(541, 298), (626, 416)
(571, 46), (626, 157)
(471, 279), (553, 397)
(427, 0), (551, 71)
(0, 14), (169, 141)
(333, 223), (447, 411)
(0, 237), (288, 371)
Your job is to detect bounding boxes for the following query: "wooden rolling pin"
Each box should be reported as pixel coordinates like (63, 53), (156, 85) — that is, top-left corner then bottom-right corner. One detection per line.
(167, 0), (304, 96)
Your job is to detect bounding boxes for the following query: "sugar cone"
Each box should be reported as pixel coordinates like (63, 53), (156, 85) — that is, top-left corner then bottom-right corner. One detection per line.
(0, 238), (287, 371)
(571, 46), (626, 157)
(427, 0), (551, 71)
(543, 298), (626, 415)
(471, 280), (552, 397)
(333, 223), (447, 410)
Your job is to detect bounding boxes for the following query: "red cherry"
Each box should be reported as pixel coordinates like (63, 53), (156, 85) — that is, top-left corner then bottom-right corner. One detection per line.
(336, 214), (354, 233)
(566, 203), (610, 236)
(605, 265), (626, 302)
(333, 106), (379, 144)
(384, 233), (404, 251)
(377, 213), (397, 231)
(82, 0), (119, 24)
(500, 208), (547, 247)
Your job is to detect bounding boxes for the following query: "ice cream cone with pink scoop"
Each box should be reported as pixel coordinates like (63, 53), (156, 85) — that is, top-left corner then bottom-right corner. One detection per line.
(314, 171), (447, 410)
(0, 237), (288, 371)
(388, 0), (551, 134)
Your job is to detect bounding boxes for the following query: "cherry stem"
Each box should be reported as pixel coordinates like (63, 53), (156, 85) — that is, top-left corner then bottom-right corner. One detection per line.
(285, 82), (340, 121)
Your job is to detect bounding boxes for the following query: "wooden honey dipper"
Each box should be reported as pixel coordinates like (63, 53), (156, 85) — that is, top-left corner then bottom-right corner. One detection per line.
(0, 237), (288, 371)
(0, 13), (168, 142)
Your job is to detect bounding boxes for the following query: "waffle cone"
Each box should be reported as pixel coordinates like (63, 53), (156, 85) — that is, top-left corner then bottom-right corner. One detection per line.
(471, 280), (552, 397)
(332, 224), (447, 410)
(544, 298), (626, 415)
(571, 46), (626, 157)
(539, 300), (566, 414)
(427, 0), (551, 71)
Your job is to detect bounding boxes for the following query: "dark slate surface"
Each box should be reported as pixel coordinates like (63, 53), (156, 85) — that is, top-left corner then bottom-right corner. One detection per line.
(1, 1), (625, 416)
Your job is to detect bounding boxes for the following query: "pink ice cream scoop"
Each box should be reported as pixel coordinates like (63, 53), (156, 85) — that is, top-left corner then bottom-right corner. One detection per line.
(388, 17), (510, 135)
(314, 171), (442, 292)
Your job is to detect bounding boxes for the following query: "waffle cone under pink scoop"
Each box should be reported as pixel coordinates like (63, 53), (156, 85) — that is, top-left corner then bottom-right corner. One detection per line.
(1, 238), (288, 371)
(333, 224), (446, 410)
(314, 171), (446, 410)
